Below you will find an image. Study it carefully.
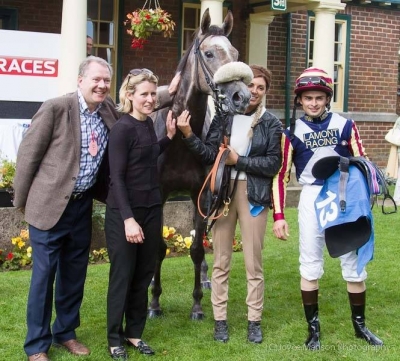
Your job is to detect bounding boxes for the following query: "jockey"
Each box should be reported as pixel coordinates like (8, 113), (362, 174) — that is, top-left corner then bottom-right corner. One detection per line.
(271, 67), (384, 350)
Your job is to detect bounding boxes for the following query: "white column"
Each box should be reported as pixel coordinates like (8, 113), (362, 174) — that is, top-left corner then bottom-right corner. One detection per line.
(200, 0), (224, 25)
(247, 14), (274, 67)
(311, 2), (346, 79)
(58, 0), (87, 95)
(201, 0), (224, 122)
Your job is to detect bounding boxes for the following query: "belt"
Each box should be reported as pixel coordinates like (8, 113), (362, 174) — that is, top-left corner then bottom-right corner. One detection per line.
(70, 191), (87, 201)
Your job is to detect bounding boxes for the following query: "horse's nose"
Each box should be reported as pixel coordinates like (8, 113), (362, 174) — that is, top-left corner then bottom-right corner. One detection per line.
(243, 88), (251, 104)
(232, 88), (251, 113)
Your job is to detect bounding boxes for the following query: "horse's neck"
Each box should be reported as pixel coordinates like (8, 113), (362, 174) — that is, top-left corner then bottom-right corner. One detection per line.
(173, 77), (209, 137)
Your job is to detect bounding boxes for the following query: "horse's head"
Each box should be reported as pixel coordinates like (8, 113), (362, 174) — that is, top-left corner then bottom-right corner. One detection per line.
(191, 9), (238, 95)
(213, 62), (252, 115)
(172, 9), (239, 117)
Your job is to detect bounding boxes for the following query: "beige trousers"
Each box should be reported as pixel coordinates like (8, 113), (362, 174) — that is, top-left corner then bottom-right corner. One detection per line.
(211, 180), (268, 322)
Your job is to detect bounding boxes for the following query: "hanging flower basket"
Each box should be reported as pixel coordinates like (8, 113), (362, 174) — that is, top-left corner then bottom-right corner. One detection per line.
(124, 1), (176, 50)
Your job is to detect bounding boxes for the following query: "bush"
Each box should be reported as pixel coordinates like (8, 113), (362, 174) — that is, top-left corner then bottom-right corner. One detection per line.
(0, 229), (32, 270)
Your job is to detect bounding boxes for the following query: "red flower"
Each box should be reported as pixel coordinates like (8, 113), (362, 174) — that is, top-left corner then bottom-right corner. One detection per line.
(203, 239), (209, 247)
(145, 14), (151, 20)
(6, 252), (13, 260)
(131, 38), (148, 49)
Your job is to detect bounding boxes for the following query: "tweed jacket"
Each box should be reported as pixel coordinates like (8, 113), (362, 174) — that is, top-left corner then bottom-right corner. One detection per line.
(13, 91), (118, 230)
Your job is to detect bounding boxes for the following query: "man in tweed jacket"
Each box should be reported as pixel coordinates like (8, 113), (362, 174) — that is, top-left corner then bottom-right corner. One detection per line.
(13, 56), (119, 361)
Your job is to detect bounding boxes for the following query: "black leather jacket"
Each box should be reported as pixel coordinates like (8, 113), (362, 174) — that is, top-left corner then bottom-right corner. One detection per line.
(183, 110), (282, 208)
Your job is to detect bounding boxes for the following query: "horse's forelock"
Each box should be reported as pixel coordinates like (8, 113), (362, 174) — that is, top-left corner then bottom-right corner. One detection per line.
(205, 25), (226, 37)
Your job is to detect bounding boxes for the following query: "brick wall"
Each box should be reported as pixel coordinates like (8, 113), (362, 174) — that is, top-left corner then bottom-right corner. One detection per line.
(344, 5), (399, 113)
(265, 14), (288, 110)
(356, 121), (394, 165)
(0, 0), (62, 33)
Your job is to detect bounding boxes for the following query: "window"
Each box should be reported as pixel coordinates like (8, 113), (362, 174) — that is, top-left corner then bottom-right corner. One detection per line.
(0, 7), (18, 30)
(182, 4), (202, 55)
(87, 0), (118, 97)
(307, 14), (350, 112)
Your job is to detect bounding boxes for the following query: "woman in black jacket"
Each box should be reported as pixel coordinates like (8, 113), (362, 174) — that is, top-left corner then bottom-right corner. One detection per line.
(105, 68), (176, 360)
(176, 65), (282, 345)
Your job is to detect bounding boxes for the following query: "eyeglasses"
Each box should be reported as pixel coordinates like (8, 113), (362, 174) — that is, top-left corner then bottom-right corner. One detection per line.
(129, 68), (158, 80)
(297, 76), (327, 87)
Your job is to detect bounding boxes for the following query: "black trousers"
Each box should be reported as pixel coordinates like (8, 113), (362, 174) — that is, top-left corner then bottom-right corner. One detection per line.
(105, 205), (162, 347)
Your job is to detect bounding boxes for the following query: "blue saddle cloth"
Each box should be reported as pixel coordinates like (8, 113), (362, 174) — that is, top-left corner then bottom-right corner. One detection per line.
(314, 165), (374, 275)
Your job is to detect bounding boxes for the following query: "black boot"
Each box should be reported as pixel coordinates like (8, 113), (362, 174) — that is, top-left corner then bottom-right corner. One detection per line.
(247, 321), (263, 343)
(214, 320), (229, 342)
(348, 292), (384, 346)
(302, 290), (321, 350)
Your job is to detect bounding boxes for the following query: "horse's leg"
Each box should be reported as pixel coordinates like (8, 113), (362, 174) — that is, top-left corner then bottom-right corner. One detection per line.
(190, 208), (207, 320)
(148, 234), (167, 318)
(200, 219), (211, 290)
(201, 258), (211, 289)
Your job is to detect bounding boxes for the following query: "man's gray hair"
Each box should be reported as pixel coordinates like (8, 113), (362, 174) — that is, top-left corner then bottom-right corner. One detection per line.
(78, 56), (113, 78)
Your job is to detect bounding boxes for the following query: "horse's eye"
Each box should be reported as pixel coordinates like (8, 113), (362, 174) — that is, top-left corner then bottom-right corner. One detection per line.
(204, 51), (214, 59)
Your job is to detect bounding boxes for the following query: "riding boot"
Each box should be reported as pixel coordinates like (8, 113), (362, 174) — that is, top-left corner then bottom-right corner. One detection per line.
(348, 291), (384, 346)
(301, 290), (321, 350)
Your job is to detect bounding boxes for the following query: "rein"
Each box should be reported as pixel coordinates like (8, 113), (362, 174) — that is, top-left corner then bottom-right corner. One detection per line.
(192, 35), (239, 234)
(197, 116), (239, 235)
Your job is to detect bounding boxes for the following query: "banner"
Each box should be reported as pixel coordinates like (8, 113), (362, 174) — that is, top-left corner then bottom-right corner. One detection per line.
(0, 30), (60, 102)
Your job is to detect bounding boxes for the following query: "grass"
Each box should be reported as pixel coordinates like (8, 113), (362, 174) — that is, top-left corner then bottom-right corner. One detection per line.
(0, 205), (399, 361)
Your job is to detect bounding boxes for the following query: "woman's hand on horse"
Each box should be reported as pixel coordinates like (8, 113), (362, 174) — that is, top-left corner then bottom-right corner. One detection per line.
(166, 110), (177, 139)
(168, 72), (181, 95)
(124, 217), (145, 243)
(225, 145), (239, 165)
(176, 110), (193, 138)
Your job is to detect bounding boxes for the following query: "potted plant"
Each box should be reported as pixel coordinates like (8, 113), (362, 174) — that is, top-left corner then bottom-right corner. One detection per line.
(124, 6), (176, 49)
(0, 157), (16, 207)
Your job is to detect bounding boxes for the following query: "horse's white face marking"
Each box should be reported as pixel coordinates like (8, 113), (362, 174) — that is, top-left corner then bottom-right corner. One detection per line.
(200, 36), (238, 63)
(192, 35), (239, 95)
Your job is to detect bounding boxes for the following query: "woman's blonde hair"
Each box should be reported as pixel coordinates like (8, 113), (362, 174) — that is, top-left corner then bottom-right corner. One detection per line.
(247, 103), (264, 139)
(116, 69), (159, 113)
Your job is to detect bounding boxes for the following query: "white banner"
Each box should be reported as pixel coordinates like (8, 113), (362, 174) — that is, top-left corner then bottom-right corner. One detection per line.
(0, 30), (60, 102)
(0, 119), (31, 162)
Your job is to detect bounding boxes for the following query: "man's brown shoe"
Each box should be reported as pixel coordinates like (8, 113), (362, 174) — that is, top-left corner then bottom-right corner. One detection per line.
(28, 353), (50, 361)
(59, 339), (90, 356)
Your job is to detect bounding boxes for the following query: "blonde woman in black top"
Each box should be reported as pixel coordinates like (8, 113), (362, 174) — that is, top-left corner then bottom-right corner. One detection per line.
(105, 69), (176, 360)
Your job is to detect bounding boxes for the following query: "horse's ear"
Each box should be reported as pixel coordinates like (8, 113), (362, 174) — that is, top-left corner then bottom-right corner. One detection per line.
(200, 8), (211, 34)
(222, 10), (233, 37)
